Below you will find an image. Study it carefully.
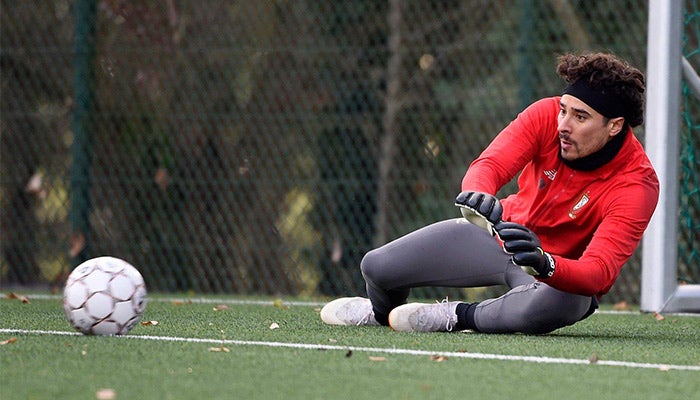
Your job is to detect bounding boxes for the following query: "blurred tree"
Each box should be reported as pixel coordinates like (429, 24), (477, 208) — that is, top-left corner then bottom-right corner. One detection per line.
(310, 2), (386, 295)
(0, 0), (656, 301)
(1, 2), (73, 285)
(0, 56), (42, 284)
(91, 0), (303, 293)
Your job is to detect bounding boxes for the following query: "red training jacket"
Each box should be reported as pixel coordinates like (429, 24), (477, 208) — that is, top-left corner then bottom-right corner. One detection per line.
(461, 97), (659, 297)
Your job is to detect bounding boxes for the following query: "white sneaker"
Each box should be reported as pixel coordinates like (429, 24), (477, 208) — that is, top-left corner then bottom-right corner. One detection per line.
(388, 299), (459, 332)
(320, 297), (380, 326)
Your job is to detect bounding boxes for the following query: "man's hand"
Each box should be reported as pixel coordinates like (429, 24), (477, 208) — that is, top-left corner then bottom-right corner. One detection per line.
(455, 191), (502, 232)
(493, 221), (555, 278)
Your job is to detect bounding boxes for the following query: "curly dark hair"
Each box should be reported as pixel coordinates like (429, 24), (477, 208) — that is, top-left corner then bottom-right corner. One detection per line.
(556, 53), (645, 127)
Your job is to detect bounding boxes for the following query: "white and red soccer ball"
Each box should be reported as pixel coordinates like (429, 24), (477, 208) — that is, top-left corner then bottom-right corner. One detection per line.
(63, 256), (147, 335)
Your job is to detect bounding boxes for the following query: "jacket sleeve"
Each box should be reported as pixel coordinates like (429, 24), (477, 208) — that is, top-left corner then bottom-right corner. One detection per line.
(461, 98), (559, 194)
(544, 178), (659, 297)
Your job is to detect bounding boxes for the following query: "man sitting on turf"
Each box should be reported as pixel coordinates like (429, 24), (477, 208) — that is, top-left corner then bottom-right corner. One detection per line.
(320, 52), (659, 334)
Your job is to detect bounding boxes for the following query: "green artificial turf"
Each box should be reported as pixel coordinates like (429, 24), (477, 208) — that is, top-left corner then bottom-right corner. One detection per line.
(1, 294), (699, 400)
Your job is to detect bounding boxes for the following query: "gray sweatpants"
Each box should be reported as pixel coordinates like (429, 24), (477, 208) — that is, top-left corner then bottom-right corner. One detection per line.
(360, 218), (597, 334)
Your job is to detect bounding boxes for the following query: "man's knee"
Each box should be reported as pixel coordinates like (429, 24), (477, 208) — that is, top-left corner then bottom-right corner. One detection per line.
(359, 249), (379, 282)
(523, 283), (594, 333)
(360, 248), (393, 288)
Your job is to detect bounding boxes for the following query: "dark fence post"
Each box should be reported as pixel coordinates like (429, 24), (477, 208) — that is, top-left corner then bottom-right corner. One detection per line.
(70, 0), (97, 266)
(518, 0), (534, 110)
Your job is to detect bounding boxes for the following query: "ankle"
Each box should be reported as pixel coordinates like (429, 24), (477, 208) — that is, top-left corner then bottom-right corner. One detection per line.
(373, 310), (390, 326)
(455, 302), (479, 331)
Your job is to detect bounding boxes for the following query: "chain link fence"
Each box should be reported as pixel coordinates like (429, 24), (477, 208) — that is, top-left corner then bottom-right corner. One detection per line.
(681, 2), (700, 285)
(1, 1), (695, 304)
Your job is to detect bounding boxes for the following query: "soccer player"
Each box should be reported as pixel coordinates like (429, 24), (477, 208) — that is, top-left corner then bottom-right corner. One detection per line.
(320, 52), (659, 334)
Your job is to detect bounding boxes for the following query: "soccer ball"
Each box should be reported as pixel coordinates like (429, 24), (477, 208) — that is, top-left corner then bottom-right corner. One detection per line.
(63, 256), (147, 335)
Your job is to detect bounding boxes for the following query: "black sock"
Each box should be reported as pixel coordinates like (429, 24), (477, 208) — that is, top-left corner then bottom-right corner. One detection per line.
(373, 308), (390, 326)
(455, 302), (479, 331)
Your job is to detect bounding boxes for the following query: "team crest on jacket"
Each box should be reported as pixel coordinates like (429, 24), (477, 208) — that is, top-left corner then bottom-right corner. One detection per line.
(569, 191), (591, 219)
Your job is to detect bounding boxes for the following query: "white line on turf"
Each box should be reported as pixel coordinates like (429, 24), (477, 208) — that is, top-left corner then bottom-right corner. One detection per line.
(1, 328), (699, 372)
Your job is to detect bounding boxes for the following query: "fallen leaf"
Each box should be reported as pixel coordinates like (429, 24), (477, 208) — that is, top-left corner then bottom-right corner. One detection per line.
(368, 356), (386, 362)
(653, 312), (665, 321)
(208, 346), (230, 352)
(7, 292), (30, 304)
(588, 354), (599, 364)
(272, 299), (284, 308)
(269, 322), (280, 330)
(141, 320), (159, 326)
(0, 337), (18, 345)
(430, 355), (448, 362)
(328, 338), (337, 343)
(213, 304), (228, 311)
(95, 388), (116, 400)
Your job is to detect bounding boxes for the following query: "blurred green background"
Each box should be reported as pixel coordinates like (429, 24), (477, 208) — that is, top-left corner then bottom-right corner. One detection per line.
(1, 1), (697, 303)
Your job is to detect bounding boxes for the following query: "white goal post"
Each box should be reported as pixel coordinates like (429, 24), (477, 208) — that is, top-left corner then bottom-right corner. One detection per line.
(641, 0), (700, 313)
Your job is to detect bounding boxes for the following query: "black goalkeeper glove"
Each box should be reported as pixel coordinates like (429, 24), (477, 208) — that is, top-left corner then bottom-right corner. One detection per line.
(454, 191), (503, 232)
(493, 221), (555, 278)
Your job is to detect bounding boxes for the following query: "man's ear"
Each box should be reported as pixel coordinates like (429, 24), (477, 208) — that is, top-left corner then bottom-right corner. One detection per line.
(608, 117), (625, 136)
